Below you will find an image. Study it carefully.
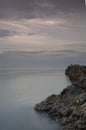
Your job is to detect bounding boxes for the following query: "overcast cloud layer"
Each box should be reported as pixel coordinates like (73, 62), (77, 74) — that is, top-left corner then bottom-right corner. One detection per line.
(0, 0), (86, 56)
(0, 0), (85, 19)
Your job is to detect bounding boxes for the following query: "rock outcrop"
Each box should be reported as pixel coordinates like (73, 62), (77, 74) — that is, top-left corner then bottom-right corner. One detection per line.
(65, 64), (86, 82)
(34, 65), (86, 130)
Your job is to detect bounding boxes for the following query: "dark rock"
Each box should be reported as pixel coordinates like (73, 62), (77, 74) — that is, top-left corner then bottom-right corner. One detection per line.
(78, 77), (86, 89)
(34, 64), (86, 130)
(34, 94), (58, 111)
(65, 64), (86, 82)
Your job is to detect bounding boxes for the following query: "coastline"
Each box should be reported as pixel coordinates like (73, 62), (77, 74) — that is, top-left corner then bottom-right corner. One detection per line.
(34, 64), (86, 130)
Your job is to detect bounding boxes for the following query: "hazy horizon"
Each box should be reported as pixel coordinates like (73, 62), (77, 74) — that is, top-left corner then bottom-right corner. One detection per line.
(0, 50), (86, 68)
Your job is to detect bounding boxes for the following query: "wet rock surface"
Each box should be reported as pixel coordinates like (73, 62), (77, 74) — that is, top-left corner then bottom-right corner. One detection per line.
(34, 65), (86, 130)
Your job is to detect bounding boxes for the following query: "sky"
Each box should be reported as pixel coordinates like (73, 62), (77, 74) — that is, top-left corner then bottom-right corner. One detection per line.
(0, 0), (86, 67)
(0, 0), (86, 51)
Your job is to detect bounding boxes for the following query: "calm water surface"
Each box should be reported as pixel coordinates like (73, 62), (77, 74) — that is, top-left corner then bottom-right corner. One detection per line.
(0, 67), (70, 130)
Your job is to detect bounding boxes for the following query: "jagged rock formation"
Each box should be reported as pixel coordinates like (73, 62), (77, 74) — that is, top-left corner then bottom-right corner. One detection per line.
(65, 64), (86, 82)
(34, 65), (86, 130)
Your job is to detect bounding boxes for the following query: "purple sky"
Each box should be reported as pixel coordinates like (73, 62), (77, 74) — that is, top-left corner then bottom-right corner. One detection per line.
(0, 0), (86, 54)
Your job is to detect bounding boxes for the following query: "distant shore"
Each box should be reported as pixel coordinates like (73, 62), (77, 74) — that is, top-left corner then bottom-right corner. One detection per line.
(34, 64), (86, 130)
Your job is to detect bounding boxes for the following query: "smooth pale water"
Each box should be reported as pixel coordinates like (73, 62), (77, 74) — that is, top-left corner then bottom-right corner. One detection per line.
(0, 67), (70, 130)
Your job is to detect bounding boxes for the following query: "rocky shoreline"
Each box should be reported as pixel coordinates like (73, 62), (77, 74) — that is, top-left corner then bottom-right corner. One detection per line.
(34, 65), (86, 130)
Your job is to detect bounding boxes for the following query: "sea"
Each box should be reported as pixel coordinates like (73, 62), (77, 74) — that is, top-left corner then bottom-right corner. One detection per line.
(0, 66), (71, 130)
(0, 48), (75, 130)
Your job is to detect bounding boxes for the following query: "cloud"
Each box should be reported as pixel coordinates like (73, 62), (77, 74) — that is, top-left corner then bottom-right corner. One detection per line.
(0, 18), (66, 38)
(0, 29), (16, 38)
(52, 49), (78, 54)
(0, 20), (36, 38)
(64, 43), (86, 51)
(0, 0), (85, 52)
(0, 0), (85, 19)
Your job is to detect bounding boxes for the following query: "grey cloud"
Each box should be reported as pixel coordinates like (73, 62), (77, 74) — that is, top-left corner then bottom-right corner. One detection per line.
(27, 32), (36, 36)
(0, 49), (79, 56)
(0, 29), (17, 38)
(0, 0), (86, 53)
(65, 43), (86, 49)
(0, 0), (85, 19)
(52, 49), (78, 54)
(60, 43), (86, 56)
(2, 50), (46, 55)
(48, 50), (79, 57)
(0, 27), (38, 38)
(49, 0), (85, 13)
